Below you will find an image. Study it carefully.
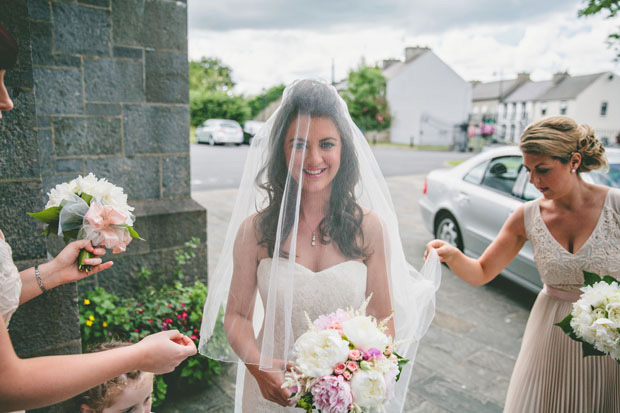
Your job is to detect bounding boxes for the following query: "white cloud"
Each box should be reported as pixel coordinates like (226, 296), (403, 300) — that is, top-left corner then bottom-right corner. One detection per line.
(188, 1), (620, 95)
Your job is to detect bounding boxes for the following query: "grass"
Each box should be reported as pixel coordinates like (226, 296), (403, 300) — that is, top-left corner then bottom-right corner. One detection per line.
(445, 159), (465, 167)
(369, 141), (452, 151)
(190, 126), (197, 144)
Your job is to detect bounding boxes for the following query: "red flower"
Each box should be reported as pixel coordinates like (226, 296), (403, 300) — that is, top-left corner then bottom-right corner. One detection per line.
(191, 334), (198, 341)
(181, 303), (185, 307)
(134, 328), (139, 333)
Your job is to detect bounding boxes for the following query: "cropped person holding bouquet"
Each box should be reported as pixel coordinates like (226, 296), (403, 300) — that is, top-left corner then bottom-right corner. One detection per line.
(426, 115), (620, 411)
(0, 24), (196, 412)
(199, 79), (441, 412)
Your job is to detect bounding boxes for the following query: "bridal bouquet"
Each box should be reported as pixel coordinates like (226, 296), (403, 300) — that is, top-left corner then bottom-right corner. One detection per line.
(556, 271), (620, 363)
(282, 298), (408, 413)
(29, 173), (141, 271)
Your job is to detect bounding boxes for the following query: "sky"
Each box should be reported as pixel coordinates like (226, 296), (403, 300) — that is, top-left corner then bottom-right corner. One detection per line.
(187, 0), (620, 96)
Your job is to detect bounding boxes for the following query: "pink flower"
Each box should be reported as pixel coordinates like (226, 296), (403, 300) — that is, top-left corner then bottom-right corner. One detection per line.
(364, 348), (383, 360)
(313, 309), (350, 330)
(334, 362), (346, 375)
(389, 354), (398, 364)
(311, 375), (352, 413)
(343, 370), (352, 381)
(384, 344), (392, 356)
(346, 361), (359, 373)
(377, 115), (384, 122)
(348, 349), (362, 361)
(84, 202), (132, 254)
(191, 334), (198, 341)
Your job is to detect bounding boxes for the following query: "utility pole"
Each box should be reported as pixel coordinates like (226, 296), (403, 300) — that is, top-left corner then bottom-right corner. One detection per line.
(331, 58), (335, 85)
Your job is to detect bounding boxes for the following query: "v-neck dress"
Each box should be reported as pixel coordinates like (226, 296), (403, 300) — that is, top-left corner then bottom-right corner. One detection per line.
(239, 258), (367, 412)
(504, 188), (620, 412)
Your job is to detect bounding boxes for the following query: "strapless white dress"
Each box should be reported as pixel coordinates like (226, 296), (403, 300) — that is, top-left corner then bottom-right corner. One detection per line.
(239, 258), (367, 412)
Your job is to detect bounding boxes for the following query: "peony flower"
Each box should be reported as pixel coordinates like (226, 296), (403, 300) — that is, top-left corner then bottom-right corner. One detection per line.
(311, 375), (352, 413)
(342, 315), (390, 352)
(313, 308), (351, 331)
(350, 369), (387, 408)
(294, 329), (350, 377)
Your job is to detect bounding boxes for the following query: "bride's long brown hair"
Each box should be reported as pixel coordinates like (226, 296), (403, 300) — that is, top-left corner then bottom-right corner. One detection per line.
(255, 80), (367, 259)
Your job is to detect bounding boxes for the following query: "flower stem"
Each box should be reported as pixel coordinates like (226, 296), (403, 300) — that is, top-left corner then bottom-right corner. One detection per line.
(78, 248), (94, 272)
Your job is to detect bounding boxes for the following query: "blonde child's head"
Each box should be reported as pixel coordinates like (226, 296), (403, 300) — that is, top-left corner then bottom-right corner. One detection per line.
(63, 342), (155, 413)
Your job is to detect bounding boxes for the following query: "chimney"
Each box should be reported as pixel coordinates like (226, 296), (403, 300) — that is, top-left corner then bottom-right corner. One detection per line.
(516, 72), (530, 83)
(382, 59), (400, 70)
(405, 46), (429, 62)
(552, 71), (569, 84)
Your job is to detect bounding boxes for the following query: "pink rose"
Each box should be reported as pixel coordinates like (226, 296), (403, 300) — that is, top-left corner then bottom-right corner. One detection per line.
(311, 375), (352, 413)
(384, 344), (393, 356)
(389, 354), (398, 364)
(343, 370), (352, 381)
(334, 362), (346, 375)
(346, 361), (359, 373)
(348, 349), (362, 361)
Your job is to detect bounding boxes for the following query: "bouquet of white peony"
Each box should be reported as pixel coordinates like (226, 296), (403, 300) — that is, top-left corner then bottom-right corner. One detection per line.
(556, 271), (620, 363)
(29, 173), (142, 271)
(282, 297), (408, 413)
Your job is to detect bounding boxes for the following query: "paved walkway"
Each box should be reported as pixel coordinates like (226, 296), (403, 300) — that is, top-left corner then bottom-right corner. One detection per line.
(160, 174), (537, 412)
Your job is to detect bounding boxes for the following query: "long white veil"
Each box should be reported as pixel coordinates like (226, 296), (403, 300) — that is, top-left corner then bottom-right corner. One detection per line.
(199, 79), (441, 411)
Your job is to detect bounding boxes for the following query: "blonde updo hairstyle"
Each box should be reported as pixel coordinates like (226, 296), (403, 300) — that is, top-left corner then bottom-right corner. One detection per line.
(520, 116), (608, 173)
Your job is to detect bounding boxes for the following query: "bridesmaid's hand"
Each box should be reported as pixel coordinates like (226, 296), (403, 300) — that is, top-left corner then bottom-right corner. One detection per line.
(47, 240), (113, 285)
(425, 239), (458, 263)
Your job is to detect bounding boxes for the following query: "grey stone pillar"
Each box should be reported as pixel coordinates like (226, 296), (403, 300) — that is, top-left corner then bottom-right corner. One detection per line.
(0, 1), (206, 410)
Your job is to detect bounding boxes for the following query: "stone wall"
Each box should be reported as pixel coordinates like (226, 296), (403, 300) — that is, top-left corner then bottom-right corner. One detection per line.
(0, 1), (206, 410)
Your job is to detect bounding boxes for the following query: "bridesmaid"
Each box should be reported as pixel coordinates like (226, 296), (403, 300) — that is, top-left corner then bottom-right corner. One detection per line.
(426, 116), (620, 412)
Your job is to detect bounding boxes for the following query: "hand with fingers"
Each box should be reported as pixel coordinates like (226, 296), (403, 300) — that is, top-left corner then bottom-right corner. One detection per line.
(135, 330), (198, 374)
(251, 367), (294, 407)
(49, 239), (114, 284)
(424, 239), (459, 263)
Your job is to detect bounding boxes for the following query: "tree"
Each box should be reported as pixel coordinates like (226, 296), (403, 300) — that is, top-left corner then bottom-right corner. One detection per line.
(189, 57), (235, 93)
(579, 0), (620, 60)
(340, 65), (391, 133)
(189, 90), (251, 127)
(247, 84), (286, 118)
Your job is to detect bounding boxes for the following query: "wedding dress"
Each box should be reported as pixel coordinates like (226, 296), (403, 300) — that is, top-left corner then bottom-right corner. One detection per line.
(504, 188), (620, 412)
(241, 258), (367, 412)
(0, 234), (22, 327)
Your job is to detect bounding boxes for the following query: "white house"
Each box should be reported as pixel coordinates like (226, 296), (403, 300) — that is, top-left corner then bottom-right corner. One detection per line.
(382, 47), (471, 147)
(470, 73), (530, 126)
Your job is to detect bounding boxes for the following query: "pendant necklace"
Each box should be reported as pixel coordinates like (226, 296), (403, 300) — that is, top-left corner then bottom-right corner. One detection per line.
(311, 231), (316, 247)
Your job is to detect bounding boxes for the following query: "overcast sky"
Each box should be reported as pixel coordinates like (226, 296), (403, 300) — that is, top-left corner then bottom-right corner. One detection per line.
(187, 0), (620, 95)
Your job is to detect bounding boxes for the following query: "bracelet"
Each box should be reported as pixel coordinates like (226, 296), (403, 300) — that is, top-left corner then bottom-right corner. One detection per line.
(34, 264), (48, 293)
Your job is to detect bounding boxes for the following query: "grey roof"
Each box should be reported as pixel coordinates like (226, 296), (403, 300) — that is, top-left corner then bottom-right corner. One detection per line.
(472, 78), (522, 101)
(504, 80), (554, 103)
(537, 72), (605, 101)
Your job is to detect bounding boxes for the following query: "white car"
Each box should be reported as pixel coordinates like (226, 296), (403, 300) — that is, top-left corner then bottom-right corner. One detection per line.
(419, 146), (620, 292)
(196, 119), (243, 145)
(242, 120), (266, 145)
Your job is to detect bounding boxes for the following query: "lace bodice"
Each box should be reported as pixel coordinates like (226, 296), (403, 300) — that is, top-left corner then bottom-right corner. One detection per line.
(524, 188), (620, 292)
(0, 236), (22, 326)
(256, 258), (367, 344)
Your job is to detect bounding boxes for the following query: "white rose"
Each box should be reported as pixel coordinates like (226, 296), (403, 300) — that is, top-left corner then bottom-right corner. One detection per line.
(341, 316), (389, 352)
(350, 369), (386, 408)
(294, 329), (349, 378)
(606, 302), (620, 327)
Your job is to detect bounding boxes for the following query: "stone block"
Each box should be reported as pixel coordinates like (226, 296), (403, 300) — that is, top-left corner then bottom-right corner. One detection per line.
(34, 67), (83, 115)
(29, 20), (54, 65)
(162, 154), (190, 199)
(55, 157), (84, 173)
(9, 282), (81, 358)
(123, 104), (189, 154)
(53, 116), (122, 156)
(38, 128), (54, 176)
(54, 54), (82, 68)
(85, 103), (121, 116)
(52, 2), (111, 56)
(28, 0), (51, 20)
(84, 58), (144, 103)
(84, 156), (160, 199)
(112, 0), (187, 50)
(0, 91), (39, 179)
(78, 0), (110, 7)
(37, 116), (51, 127)
(145, 50), (188, 104)
(113, 46), (142, 59)
(0, 181), (47, 262)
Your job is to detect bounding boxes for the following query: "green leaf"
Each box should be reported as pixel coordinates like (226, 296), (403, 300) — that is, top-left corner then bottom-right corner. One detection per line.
(602, 275), (618, 285)
(80, 192), (93, 205)
(583, 270), (602, 287)
(28, 206), (62, 224)
(124, 225), (145, 241)
(581, 341), (606, 357)
(555, 314), (575, 336)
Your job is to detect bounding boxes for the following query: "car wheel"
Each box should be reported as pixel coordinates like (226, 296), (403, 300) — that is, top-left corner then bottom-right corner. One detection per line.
(434, 212), (463, 251)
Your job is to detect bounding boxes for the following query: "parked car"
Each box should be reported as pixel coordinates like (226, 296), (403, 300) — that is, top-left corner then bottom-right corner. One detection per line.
(419, 146), (620, 292)
(195, 119), (243, 145)
(242, 120), (265, 145)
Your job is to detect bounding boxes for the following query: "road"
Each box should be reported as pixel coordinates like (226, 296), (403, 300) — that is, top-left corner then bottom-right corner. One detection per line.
(190, 143), (473, 191)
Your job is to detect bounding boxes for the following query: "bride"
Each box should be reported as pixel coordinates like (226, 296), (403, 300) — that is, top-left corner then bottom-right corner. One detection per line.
(199, 79), (441, 412)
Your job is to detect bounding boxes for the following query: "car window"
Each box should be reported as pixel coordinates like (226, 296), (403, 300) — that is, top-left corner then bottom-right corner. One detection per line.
(481, 156), (522, 195)
(463, 160), (489, 185)
(222, 121), (239, 128)
(589, 163), (620, 188)
(522, 180), (542, 201)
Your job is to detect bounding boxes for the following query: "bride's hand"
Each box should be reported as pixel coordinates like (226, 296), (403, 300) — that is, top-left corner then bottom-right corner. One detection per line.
(248, 363), (294, 407)
(425, 239), (458, 263)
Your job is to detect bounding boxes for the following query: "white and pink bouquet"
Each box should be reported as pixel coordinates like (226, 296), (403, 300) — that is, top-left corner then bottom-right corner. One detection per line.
(556, 271), (620, 363)
(282, 297), (408, 413)
(29, 173), (142, 271)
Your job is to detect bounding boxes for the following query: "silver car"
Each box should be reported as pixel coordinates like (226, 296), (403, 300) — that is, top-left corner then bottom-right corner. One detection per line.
(419, 146), (620, 292)
(196, 119), (244, 145)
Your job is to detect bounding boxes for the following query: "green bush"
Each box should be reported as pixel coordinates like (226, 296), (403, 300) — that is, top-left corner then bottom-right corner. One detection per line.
(78, 238), (224, 406)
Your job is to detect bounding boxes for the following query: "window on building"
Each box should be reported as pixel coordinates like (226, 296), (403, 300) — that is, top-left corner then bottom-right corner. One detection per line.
(601, 101), (608, 117)
(541, 104), (547, 116)
(473, 106), (479, 114)
(521, 102), (527, 120)
(503, 103), (508, 119)
(510, 124), (516, 141)
(560, 101), (567, 115)
(511, 103), (516, 120)
(481, 105), (488, 114)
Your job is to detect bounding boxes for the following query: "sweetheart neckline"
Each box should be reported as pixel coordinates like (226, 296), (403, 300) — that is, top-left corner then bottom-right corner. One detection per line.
(257, 257), (366, 275)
